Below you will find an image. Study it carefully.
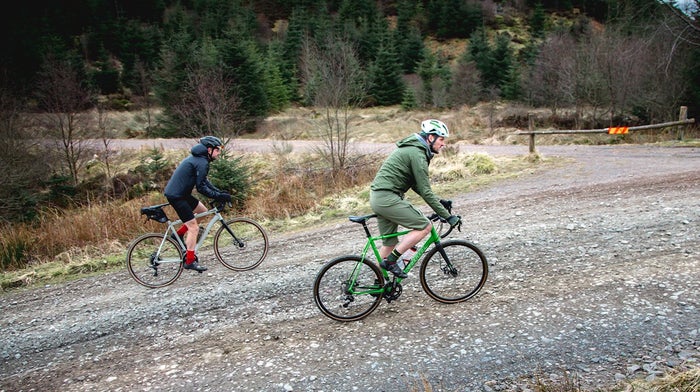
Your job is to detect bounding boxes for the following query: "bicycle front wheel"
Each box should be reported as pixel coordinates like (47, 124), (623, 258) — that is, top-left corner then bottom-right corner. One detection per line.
(214, 217), (269, 271)
(313, 256), (385, 322)
(420, 240), (488, 303)
(126, 233), (183, 288)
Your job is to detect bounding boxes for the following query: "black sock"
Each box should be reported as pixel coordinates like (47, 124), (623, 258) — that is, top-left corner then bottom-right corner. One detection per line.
(387, 249), (401, 264)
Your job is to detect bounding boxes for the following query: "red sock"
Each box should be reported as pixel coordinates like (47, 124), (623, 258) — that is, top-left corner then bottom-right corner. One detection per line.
(177, 225), (188, 236)
(186, 250), (196, 264)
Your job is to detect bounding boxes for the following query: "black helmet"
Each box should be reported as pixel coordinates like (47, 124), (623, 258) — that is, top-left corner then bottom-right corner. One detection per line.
(200, 136), (223, 149)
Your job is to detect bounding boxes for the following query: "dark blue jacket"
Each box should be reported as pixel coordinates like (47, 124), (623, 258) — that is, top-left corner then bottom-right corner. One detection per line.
(164, 143), (225, 200)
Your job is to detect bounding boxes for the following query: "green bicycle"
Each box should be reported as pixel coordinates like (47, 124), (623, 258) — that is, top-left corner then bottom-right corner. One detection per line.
(313, 211), (488, 322)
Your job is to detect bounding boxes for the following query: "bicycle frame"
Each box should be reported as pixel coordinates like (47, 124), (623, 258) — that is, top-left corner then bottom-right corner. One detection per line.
(170, 206), (245, 247)
(166, 208), (218, 250)
(350, 223), (445, 298)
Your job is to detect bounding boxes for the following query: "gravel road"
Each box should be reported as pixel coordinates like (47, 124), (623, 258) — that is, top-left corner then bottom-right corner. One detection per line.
(1, 143), (699, 392)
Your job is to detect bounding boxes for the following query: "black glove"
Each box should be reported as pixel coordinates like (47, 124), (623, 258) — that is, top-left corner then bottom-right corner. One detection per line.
(447, 215), (461, 227)
(217, 192), (232, 203)
(439, 199), (452, 211)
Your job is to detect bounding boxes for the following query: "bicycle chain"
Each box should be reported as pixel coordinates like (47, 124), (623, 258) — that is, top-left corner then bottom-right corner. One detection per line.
(382, 281), (403, 303)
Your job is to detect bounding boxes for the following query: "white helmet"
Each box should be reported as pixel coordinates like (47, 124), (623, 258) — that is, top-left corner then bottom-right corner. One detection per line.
(420, 119), (449, 138)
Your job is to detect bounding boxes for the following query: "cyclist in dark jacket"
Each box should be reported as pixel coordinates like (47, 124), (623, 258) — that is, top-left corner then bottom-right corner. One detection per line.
(164, 136), (232, 272)
(369, 119), (461, 278)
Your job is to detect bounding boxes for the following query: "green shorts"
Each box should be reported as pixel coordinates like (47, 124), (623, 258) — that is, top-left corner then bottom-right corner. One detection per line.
(369, 190), (430, 247)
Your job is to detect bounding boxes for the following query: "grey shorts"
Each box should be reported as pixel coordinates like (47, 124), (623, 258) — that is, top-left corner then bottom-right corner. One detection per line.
(369, 190), (430, 247)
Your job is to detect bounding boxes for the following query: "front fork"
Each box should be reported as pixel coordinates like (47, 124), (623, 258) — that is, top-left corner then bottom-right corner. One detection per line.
(434, 240), (458, 277)
(219, 219), (245, 248)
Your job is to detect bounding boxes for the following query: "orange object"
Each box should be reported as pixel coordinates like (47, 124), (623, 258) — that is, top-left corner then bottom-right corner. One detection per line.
(607, 126), (629, 134)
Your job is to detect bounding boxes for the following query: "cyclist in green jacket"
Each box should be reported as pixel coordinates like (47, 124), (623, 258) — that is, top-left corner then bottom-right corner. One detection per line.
(369, 119), (461, 278)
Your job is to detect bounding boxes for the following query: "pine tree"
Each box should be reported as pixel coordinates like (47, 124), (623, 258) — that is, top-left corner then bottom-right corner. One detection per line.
(368, 39), (405, 106)
(417, 48), (437, 106)
(529, 2), (547, 39)
(468, 28), (495, 91)
(401, 87), (418, 110)
(217, 32), (270, 128)
(492, 33), (516, 96)
(394, 0), (425, 73)
(501, 64), (522, 101)
(262, 46), (291, 112)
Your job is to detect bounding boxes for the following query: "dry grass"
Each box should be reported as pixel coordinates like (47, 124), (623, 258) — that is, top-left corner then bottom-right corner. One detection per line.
(614, 366), (700, 392)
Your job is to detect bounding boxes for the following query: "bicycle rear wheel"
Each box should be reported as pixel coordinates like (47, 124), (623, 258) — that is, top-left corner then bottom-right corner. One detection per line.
(126, 233), (183, 288)
(214, 217), (269, 271)
(419, 240), (488, 303)
(313, 256), (385, 322)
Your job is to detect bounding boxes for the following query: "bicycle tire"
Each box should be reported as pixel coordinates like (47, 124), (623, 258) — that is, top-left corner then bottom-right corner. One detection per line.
(213, 217), (269, 271)
(126, 233), (184, 288)
(313, 256), (385, 322)
(419, 240), (488, 303)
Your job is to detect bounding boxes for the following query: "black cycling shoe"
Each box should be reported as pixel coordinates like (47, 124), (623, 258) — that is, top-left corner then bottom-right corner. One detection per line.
(183, 257), (207, 273)
(380, 259), (407, 278)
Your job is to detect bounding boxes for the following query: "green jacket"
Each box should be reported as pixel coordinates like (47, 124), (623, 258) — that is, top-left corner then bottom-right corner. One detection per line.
(370, 133), (450, 219)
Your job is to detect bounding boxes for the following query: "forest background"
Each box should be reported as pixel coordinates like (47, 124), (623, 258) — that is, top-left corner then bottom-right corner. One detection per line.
(0, 0), (698, 277)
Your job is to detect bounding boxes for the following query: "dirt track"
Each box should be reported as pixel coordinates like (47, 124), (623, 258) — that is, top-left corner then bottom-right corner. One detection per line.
(1, 143), (699, 392)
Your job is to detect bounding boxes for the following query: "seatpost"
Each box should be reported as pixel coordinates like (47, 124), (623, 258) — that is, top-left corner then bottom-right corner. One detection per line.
(361, 222), (372, 238)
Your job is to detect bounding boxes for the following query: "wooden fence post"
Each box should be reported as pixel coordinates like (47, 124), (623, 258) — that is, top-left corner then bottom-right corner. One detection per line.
(528, 113), (536, 154)
(678, 106), (688, 141)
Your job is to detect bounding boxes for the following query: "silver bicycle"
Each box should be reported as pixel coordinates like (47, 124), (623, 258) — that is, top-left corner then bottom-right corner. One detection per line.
(126, 200), (269, 288)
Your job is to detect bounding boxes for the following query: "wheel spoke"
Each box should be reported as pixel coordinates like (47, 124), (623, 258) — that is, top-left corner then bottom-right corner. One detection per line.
(313, 257), (384, 322)
(420, 240), (488, 303)
(214, 218), (269, 271)
(127, 234), (183, 288)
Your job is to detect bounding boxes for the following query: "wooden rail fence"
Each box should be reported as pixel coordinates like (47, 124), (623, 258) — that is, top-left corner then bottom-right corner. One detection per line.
(514, 106), (696, 153)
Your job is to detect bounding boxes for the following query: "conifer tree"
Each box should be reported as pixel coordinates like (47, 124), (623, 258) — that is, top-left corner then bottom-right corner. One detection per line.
(492, 33), (517, 97)
(262, 46), (292, 112)
(217, 32), (270, 130)
(367, 39), (405, 106)
(529, 2), (547, 39)
(468, 28), (496, 93)
(417, 48), (450, 107)
(401, 87), (418, 110)
(417, 48), (438, 106)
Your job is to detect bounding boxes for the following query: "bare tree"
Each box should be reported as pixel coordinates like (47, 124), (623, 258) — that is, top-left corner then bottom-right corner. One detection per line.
(524, 32), (577, 115)
(448, 60), (481, 107)
(0, 82), (50, 221)
(590, 29), (648, 123)
(661, 0), (700, 47)
(35, 54), (96, 185)
(95, 101), (115, 182)
(171, 67), (241, 142)
(300, 35), (367, 175)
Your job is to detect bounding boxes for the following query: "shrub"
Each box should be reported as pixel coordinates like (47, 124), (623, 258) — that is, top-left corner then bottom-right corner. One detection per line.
(126, 148), (172, 198)
(209, 154), (253, 210)
(464, 152), (497, 175)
